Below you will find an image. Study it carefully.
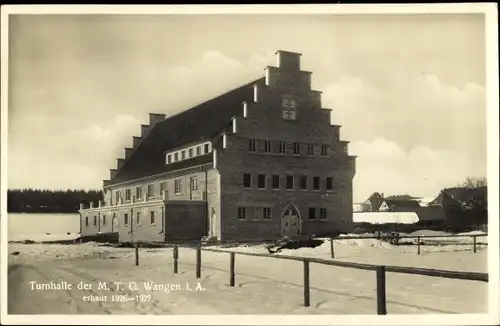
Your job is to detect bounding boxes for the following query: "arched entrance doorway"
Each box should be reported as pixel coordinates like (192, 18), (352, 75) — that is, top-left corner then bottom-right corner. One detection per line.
(112, 213), (119, 233)
(281, 204), (301, 237)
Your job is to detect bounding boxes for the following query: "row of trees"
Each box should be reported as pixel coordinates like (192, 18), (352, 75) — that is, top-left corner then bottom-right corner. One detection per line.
(7, 189), (103, 213)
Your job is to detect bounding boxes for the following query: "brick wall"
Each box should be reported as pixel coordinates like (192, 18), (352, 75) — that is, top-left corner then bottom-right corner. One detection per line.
(215, 51), (356, 240)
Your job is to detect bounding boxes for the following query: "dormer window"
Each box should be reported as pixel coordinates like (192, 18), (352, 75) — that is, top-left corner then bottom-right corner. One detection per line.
(196, 146), (201, 155)
(181, 150), (186, 160)
(167, 154), (172, 164)
(174, 153), (179, 161)
(204, 144), (210, 154)
(188, 148), (193, 158)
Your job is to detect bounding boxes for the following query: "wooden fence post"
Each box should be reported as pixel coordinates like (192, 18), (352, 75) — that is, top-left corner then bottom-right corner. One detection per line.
(303, 259), (310, 307)
(196, 245), (201, 279)
(135, 243), (139, 266)
(473, 236), (477, 253)
(230, 252), (235, 287)
(173, 245), (178, 274)
(330, 238), (335, 259)
(417, 236), (421, 255)
(376, 265), (387, 315)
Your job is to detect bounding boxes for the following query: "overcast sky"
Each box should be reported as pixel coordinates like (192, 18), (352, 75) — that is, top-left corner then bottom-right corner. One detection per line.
(7, 13), (487, 202)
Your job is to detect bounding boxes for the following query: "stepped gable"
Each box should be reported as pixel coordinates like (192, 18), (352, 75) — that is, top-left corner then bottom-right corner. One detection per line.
(108, 76), (265, 185)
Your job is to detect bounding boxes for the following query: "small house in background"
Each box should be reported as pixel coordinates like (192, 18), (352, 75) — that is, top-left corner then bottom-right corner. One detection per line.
(379, 199), (421, 212)
(361, 192), (385, 212)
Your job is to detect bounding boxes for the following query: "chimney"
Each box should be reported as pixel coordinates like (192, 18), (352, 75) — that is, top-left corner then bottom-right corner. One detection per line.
(162, 191), (166, 201)
(89, 202), (94, 209)
(141, 124), (151, 138)
(276, 50), (302, 71)
(79, 203), (84, 210)
(98, 200), (103, 208)
(149, 113), (166, 126)
(103, 180), (110, 187)
(124, 148), (133, 159)
(132, 136), (141, 149)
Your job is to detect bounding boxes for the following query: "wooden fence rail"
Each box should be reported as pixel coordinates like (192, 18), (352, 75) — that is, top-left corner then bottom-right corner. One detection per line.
(330, 233), (487, 257)
(173, 246), (488, 315)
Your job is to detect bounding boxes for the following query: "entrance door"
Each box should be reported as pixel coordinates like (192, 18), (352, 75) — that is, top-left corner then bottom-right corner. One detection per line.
(281, 205), (300, 237)
(112, 214), (119, 233)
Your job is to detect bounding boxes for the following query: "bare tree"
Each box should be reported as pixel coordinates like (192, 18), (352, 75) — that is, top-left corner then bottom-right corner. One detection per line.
(459, 176), (487, 189)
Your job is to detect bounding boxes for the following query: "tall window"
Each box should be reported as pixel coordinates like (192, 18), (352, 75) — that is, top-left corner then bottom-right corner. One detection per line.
(320, 208), (327, 220)
(313, 177), (320, 190)
(124, 213), (129, 226)
(286, 175), (294, 190)
(188, 148), (193, 158)
(174, 179), (182, 194)
(237, 207), (246, 220)
(263, 207), (272, 220)
(196, 146), (201, 155)
(85, 217), (89, 227)
(160, 182), (167, 195)
(264, 140), (271, 153)
(326, 177), (333, 191)
(279, 141), (286, 154)
(243, 173), (252, 188)
(190, 177), (199, 191)
(204, 144), (210, 154)
(93, 216), (97, 226)
(258, 174), (266, 189)
(272, 175), (280, 189)
(293, 142), (300, 154)
(102, 215), (107, 226)
(321, 144), (328, 156)
(150, 211), (156, 224)
(125, 189), (131, 201)
(308, 143), (314, 155)
(309, 208), (316, 220)
(249, 139), (256, 152)
(147, 184), (154, 198)
(136, 212), (141, 225)
(300, 176), (307, 190)
(136, 187), (143, 199)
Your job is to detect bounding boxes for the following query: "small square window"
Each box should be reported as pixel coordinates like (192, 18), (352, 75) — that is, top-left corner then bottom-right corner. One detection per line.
(272, 175), (280, 189)
(264, 140), (271, 153)
(249, 139), (256, 152)
(300, 176), (307, 190)
(263, 208), (272, 220)
(258, 174), (266, 189)
(308, 143), (314, 155)
(243, 173), (252, 188)
(309, 208), (316, 220)
(286, 175), (294, 190)
(313, 177), (320, 190)
(237, 207), (246, 220)
(279, 141), (286, 154)
(326, 177), (333, 191)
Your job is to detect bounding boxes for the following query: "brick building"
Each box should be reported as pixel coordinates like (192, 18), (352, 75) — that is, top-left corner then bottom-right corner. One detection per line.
(79, 50), (357, 242)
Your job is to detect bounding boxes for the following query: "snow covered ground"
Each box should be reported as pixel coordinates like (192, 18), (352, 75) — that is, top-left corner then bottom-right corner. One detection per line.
(7, 235), (488, 316)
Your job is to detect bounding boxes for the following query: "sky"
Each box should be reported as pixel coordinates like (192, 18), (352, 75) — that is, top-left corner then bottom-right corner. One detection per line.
(6, 13), (488, 202)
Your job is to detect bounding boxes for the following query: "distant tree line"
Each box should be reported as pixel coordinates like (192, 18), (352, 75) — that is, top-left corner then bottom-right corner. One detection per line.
(7, 189), (103, 213)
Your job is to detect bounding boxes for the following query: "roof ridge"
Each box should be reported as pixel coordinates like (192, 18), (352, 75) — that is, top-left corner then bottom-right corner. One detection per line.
(157, 75), (264, 124)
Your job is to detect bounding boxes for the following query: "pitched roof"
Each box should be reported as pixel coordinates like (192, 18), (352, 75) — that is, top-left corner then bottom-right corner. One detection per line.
(383, 199), (422, 209)
(443, 186), (487, 204)
(109, 76), (265, 185)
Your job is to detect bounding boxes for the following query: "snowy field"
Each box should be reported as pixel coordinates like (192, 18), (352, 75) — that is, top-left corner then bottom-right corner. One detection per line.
(7, 235), (488, 315)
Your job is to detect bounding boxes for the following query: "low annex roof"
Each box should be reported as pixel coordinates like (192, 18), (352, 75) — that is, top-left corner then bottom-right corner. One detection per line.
(108, 76), (265, 186)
